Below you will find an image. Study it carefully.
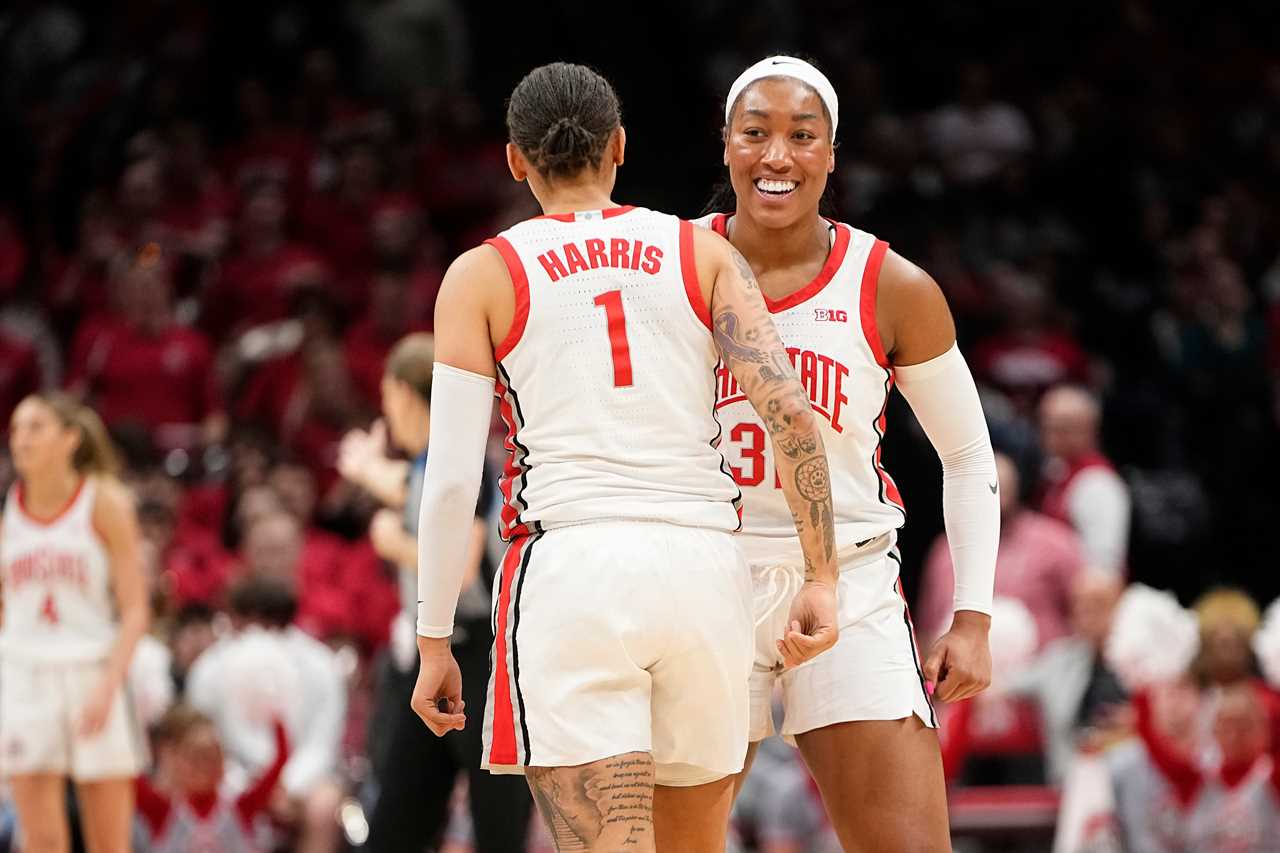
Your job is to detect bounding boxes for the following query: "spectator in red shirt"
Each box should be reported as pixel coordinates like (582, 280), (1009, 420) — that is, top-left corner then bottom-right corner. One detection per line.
(919, 451), (1085, 648)
(240, 509), (355, 643)
(344, 260), (433, 410)
(138, 493), (236, 611)
(116, 152), (172, 252)
(971, 262), (1091, 414)
(236, 291), (371, 498)
(66, 249), (228, 449)
(158, 120), (233, 265)
(299, 138), (382, 293)
(1038, 385), (1131, 575)
(203, 177), (329, 338)
(43, 194), (123, 342)
(269, 460), (397, 651)
(219, 77), (316, 209)
(368, 192), (445, 314)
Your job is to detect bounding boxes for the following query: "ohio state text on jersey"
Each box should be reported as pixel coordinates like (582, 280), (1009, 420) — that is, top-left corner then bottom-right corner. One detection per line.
(1, 478), (117, 662)
(697, 213), (906, 551)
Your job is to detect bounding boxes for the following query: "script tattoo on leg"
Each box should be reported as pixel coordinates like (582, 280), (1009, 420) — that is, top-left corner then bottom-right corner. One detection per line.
(526, 754), (655, 851)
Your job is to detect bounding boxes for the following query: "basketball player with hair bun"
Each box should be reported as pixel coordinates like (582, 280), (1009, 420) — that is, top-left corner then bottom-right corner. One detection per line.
(1, 392), (150, 853)
(410, 61), (841, 852)
(697, 56), (1001, 850)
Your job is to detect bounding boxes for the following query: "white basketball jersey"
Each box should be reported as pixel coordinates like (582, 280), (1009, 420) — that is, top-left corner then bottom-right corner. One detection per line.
(695, 213), (906, 559)
(486, 206), (740, 539)
(150, 801), (258, 853)
(0, 478), (117, 662)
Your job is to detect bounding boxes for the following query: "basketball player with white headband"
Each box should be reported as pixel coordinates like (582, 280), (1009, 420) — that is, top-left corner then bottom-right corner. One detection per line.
(410, 62), (840, 852)
(696, 56), (999, 850)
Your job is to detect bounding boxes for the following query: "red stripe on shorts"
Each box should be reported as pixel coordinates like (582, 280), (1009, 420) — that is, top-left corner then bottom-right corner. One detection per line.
(489, 535), (531, 766)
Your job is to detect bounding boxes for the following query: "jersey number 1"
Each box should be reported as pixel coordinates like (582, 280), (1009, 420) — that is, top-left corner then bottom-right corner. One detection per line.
(593, 290), (633, 387)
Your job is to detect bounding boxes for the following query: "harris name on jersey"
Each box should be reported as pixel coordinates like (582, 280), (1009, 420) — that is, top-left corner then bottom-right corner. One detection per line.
(536, 236), (663, 282)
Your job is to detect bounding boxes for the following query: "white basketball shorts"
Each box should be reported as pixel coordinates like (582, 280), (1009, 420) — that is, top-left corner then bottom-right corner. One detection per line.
(740, 533), (936, 742)
(0, 656), (148, 780)
(481, 521), (753, 787)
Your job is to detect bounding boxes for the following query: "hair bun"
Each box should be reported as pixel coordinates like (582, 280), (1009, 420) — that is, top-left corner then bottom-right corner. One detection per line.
(541, 116), (595, 157)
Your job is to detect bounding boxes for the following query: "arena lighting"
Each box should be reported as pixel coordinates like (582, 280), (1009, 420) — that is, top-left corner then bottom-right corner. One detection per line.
(339, 797), (370, 846)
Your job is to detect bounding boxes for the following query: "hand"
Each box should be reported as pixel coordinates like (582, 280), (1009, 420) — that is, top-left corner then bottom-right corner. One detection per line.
(369, 508), (405, 561)
(337, 420), (388, 485)
(923, 610), (992, 703)
(411, 637), (466, 736)
(776, 580), (839, 668)
(77, 677), (117, 738)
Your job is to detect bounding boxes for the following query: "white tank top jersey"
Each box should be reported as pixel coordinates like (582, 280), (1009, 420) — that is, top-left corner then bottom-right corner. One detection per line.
(485, 205), (741, 539)
(0, 478), (117, 662)
(149, 801), (259, 853)
(694, 213), (906, 559)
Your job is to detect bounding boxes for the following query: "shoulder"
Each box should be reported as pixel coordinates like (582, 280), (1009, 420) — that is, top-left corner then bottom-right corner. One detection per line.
(435, 243), (510, 309)
(875, 248), (956, 364)
(877, 249), (945, 312)
(91, 477), (138, 534)
(689, 220), (734, 256)
(445, 242), (508, 282)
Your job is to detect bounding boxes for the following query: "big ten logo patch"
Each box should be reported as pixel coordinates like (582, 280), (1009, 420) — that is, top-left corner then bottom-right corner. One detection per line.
(814, 308), (847, 323)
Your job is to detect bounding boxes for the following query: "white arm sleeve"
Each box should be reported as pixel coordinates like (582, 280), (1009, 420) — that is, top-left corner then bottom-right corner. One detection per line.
(416, 363), (496, 638)
(895, 343), (999, 616)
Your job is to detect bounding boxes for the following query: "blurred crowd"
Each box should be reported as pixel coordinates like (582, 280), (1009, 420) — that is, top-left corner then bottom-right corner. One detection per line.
(1, 0), (1278, 850)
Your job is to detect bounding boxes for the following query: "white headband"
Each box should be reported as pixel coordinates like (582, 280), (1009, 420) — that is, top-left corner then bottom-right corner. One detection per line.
(725, 56), (839, 140)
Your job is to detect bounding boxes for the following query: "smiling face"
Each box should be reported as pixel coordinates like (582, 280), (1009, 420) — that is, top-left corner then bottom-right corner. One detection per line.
(724, 77), (835, 230)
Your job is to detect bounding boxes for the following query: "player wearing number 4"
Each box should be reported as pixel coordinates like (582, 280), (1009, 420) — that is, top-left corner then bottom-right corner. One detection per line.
(410, 62), (841, 852)
(696, 57), (1001, 851)
(1, 392), (149, 853)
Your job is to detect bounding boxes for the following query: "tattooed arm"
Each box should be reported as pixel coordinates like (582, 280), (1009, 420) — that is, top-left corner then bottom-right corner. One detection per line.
(693, 225), (839, 666)
(694, 226), (838, 586)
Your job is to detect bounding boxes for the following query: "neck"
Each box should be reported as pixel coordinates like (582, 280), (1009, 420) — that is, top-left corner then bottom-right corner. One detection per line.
(727, 209), (830, 282)
(23, 467), (82, 510)
(536, 180), (616, 217)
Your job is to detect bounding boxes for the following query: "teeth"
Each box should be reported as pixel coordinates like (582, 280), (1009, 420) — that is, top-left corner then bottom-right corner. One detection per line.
(755, 178), (797, 194)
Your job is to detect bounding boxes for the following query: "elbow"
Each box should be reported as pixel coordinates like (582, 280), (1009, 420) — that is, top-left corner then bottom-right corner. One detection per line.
(420, 478), (469, 515)
(938, 435), (995, 476)
(771, 390), (819, 438)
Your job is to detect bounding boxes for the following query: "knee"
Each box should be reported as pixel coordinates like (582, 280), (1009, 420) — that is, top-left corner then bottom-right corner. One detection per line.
(19, 826), (70, 853)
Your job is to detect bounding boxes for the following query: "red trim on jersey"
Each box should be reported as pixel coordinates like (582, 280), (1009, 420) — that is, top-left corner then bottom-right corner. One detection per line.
(486, 237), (531, 362)
(762, 221), (852, 314)
(489, 535), (532, 766)
(679, 219), (712, 330)
(15, 477), (86, 526)
(709, 213), (730, 237)
(874, 373), (907, 512)
(896, 575), (937, 723)
(533, 205), (637, 223)
(493, 377), (535, 540)
(859, 239), (891, 368)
